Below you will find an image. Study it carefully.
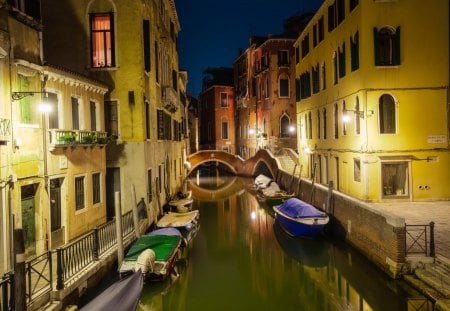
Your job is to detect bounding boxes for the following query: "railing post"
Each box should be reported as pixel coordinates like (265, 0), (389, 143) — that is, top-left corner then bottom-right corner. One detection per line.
(56, 248), (64, 290)
(93, 227), (100, 261)
(429, 221), (435, 257)
(48, 251), (53, 290)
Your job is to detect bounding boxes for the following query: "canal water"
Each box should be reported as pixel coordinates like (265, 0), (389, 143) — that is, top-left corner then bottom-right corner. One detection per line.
(135, 175), (430, 311)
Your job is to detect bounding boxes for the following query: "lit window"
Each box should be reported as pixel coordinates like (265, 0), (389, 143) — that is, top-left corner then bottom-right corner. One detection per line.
(354, 159), (361, 182)
(220, 92), (228, 107)
(90, 13), (115, 68)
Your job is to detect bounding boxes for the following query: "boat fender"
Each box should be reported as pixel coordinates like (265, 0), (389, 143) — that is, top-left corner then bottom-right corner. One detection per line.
(135, 249), (156, 274)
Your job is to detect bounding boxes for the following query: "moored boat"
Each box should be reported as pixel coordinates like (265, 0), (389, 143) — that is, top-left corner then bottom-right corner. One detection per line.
(118, 233), (183, 281)
(273, 198), (329, 238)
(257, 181), (295, 206)
(80, 269), (143, 311)
(156, 210), (200, 244)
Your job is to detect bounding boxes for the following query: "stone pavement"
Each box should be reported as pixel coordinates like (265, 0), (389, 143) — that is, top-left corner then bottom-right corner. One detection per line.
(368, 201), (450, 259)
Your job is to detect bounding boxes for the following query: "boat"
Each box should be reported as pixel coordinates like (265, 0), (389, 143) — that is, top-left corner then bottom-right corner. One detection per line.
(118, 233), (183, 281)
(167, 191), (193, 213)
(80, 269), (143, 311)
(257, 181), (295, 207)
(254, 174), (273, 190)
(156, 210), (200, 244)
(273, 198), (329, 238)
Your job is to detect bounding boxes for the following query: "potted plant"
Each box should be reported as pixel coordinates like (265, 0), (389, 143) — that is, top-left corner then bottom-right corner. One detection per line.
(81, 134), (96, 144)
(57, 133), (76, 144)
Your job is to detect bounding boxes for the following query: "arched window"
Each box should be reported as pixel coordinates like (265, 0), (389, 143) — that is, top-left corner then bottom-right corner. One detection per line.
(374, 26), (400, 66)
(379, 94), (396, 134)
(334, 103), (339, 138)
(280, 114), (290, 138)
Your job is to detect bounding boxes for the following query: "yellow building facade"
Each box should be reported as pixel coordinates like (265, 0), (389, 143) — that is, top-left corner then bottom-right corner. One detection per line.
(42, 0), (188, 222)
(1, 0), (109, 267)
(295, 0), (449, 202)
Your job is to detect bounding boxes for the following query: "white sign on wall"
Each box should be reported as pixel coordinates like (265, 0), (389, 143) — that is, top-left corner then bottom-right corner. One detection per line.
(427, 135), (447, 144)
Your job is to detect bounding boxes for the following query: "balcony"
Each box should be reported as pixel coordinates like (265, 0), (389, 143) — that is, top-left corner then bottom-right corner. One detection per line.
(162, 86), (178, 113)
(48, 129), (110, 150)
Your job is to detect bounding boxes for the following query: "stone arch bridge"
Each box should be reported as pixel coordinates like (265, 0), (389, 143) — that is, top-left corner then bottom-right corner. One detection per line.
(186, 149), (298, 180)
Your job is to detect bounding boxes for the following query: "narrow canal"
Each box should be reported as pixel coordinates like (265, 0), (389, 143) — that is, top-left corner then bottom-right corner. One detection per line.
(135, 174), (430, 311)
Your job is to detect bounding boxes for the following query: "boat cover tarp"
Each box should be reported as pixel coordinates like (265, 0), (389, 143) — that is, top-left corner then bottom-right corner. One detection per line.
(125, 235), (181, 262)
(278, 198), (327, 218)
(157, 211), (199, 227)
(262, 182), (281, 196)
(80, 269), (143, 311)
(147, 227), (182, 237)
(254, 174), (272, 188)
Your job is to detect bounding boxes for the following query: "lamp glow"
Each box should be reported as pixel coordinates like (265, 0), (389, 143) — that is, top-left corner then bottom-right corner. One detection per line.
(38, 103), (52, 113)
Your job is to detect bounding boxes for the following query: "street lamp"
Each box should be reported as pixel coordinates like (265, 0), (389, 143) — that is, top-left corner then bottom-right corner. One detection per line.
(342, 108), (374, 123)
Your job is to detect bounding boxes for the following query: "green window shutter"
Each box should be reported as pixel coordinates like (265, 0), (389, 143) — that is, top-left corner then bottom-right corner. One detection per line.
(338, 42), (346, 78)
(393, 26), (401, 65)
(351, 32), (359, 71)
(143, 20), (151, 72)
(373, 27), (380, 66)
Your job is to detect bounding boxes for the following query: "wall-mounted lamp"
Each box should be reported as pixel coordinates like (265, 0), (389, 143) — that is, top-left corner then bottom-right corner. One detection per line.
(288, 125), (295, 133)
(343, 109), (374, 122)
(11, 91), (47, 101)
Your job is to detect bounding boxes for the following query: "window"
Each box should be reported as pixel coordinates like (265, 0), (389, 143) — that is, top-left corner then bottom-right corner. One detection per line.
(75, 176), (85, 210)
(90, 13), (115, 68)
(155, 42), (160, 83)
(143, 20), (151, 72)
(374, 27), (400, 66)
(318, 17), (324, 42)
(279, 77), (289, 97)
(312, 64), (320, 94)
(313, 24), (317, 47)
(92, 173), (101, 204)
(338, 43), (346, 78)
(47, 92), (59, 129)
(379, 94), (396, 134)
(157, 109), (172, 140)
(278, 50), (289, 66)
(342, 101), (347, 135)
(280, 114), (290, 138)
(354, 159), (361, 182)
(332, 52), (338, 85)
(105, 100), (118, 137)
(301, 35), (309, 58)
(382, 162), (409, 197)
(221, 120), (229, 139)
(317, 110), (321, 139)
(90, 101), (97, 131)
(321, 63), (326, 90)
(308, 112), (312, 139)
(355, 97), (361, 135)
(334, 103), (339, 139)
(145, 100), (151, 139)
(172, 70), (178, 91)
(295, 78), (300, 101)
(328, 0), (345, 32)
(220, 92), (228, 107)
(295, 47), (300, 64)
(300, 71), (311, 99)
(71, 97), (79, 130)
(323, 108), (327, 139)
(350, 0), (359, 11)
(351, 32), (359, 71)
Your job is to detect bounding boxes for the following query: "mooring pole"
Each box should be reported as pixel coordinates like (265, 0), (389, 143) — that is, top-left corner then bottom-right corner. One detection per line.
(114, 191), (124, 266)
(131, 185), (140, 238)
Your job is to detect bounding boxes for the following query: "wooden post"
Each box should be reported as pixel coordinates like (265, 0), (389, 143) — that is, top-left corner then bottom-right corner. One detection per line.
(289, 164), (297, 193)
(131, 185), (140, 238)
(309, 162), (317, 204)
(13, 229), (25, 311)
(115, 191), (124, 266)
(326, 181), (334, 214)
(297, 165), (303, 197)
(429, 221), (435, 257)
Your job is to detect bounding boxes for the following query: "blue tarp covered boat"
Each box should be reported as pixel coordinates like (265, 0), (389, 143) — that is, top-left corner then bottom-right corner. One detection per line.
(273, 198), (329, 238)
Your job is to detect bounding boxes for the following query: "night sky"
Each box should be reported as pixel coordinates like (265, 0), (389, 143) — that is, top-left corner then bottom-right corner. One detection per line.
(176, 0), (324, 97)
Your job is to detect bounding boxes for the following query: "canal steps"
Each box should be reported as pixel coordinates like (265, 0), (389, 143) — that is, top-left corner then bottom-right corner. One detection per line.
(403, 254), (450, 310)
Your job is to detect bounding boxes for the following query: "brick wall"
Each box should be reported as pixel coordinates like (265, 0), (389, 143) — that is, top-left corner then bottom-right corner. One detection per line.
(276, 170), (407, 279)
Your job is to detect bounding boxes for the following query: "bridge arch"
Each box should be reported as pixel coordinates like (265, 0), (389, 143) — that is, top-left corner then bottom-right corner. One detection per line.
(187, 149), (285, 179)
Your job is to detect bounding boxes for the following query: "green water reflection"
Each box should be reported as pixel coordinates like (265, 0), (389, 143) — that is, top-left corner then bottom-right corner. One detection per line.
(137, 176), (430, 311)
